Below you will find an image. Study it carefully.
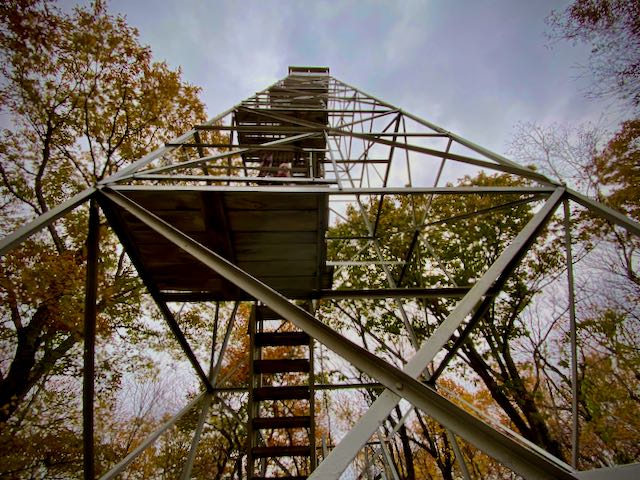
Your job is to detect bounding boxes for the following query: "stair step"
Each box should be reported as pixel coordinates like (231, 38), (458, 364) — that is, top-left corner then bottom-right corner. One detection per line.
(253, 416), (311, 429)
(252, 445), (311, 458)
(254, 359), (310, 374)
(253, 386), (309, 401)
(256, 332), (310, 347)
(251, 477), (307, 480)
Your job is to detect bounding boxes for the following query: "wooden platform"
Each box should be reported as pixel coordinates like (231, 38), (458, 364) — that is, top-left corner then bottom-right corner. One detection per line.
(101, 189), (332, 301)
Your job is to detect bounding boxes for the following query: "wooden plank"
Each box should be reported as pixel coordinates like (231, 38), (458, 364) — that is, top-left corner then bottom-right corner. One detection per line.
(253, 386), (309, 401)
(262, 277), (317, 291)
(252, 445), (311, 458)
(137, 250), (206, 267)
(122, 210), (206, 232)
(154, 211), (207, 231)
(125, 191), (202, 211)
(111, 188), (330, 300)
(130, 230), (214, 245)
(320, 268), (333, 290)
(237, 260), (317, 277)
(228, 210), (318, 231)
(223, 193), (320, 211)
(145, 260), (316, 278)
(255, 332), (311, 347)
(154, 276), (226, 290)
(316, 191), (328, 292)
(253, 359), (310, 374)
(234, 231), (318, 245)
(145, 263), (223, 277)
(235, 243), (317, 261)
(153, 271), (316, 296)
(202, 192), (235, 262)
(252, 415), (311, 429)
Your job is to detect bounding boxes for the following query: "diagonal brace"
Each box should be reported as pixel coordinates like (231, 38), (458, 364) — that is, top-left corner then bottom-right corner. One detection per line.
(311, 187), (570, 479)
(99, 187), (575, 479)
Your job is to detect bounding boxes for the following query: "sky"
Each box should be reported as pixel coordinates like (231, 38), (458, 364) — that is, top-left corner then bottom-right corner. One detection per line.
(59, 0), (617, 158)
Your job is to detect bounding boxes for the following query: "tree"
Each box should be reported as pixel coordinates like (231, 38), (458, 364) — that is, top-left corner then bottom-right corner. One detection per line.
(325, 166), (640, 476)
(508, 120), (640, 469)
(589, 119), (639, 293)
(547, 0), (640, 110)
(592, 119), (640, 220)
(509, 119), (638, 291)
(324, 172), (572, 476)
(0, 0), (208, 475)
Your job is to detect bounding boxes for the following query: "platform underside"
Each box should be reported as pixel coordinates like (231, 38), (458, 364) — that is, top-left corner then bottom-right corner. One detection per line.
(102, 189), (332, 301)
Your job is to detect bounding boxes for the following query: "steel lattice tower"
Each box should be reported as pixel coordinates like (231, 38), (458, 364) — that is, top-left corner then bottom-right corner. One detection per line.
(2, 66), (639, 480)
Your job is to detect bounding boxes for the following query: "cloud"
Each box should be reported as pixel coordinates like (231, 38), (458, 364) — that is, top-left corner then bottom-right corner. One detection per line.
(86, 0), (617, 156)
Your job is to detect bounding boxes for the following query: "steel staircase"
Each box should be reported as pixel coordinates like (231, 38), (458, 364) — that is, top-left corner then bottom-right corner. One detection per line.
(248, 304), (316, 479)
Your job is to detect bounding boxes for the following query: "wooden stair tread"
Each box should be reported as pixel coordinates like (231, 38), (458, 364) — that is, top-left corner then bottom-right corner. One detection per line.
(253, 386), (309, 401)
(252, 445), (311, 458)
(253, 416), (311, 429)
(251, 477), (307, 480)
(249, 305), (316, 478)
(256, 331), (310, 346)
(254, 359), (310, 373)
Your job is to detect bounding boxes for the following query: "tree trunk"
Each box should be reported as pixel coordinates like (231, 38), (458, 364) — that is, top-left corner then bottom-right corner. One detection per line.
(464, 344), (565, 460)
(0, 297), (80, 424)
(394, 405), (416, 480)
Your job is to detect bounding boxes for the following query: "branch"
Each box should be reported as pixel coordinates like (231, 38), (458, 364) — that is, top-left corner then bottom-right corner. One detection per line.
(0, 162), (41, 214)
(34, 119), (65, 253)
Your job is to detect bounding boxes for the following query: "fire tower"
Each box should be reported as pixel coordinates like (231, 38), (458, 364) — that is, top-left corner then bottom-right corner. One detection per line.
(2, 66), (639, 480)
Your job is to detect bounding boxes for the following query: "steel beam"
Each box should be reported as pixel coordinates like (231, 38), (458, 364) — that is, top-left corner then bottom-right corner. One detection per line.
(191, 124), (445, 136)
(107, 184), (555, 195)
(330, 129), (553, 185)
(99, 187), (576, 479)
(0, 187), (94, 257)
(446, 429), (472, 480)
(131, 174), (337, 184)
(332, 77), (558, 186)
(99, 393), (206, 480)
(311, 188), (570, 479)
(319, 287), (475, 299)
(83, 199), (100, 480)
(397, 137), (452, 285)
(564, 200), (580, 468)
(135, 132), (320, 176)
(328, 130), (420, 349)
(101, 76), (285, 184)
(575, 464), (640, 480)
(199, 382), (383, 393)
(96, 195), (213, 392)
(332, 77), (639, 239)
(421, 195), (544, 229)
(180, 302), (239, 480)
(235, 101), (551, 184)
(567, 189), (640, 238)
(378, 429), (401, 480)
(154, 301), (212, 391)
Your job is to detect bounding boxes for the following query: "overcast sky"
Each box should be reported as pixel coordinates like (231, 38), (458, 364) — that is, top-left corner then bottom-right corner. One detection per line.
(62, 0), (616, 157)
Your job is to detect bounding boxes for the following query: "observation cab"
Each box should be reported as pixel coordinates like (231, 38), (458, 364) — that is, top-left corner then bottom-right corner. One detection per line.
(236, 66), (329, 180)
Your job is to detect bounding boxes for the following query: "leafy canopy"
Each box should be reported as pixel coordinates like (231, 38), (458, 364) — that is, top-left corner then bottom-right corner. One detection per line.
(0, 1), (206, 476)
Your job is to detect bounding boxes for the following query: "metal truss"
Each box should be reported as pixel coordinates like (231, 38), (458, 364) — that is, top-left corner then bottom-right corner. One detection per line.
(2, 66), (640, 480)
